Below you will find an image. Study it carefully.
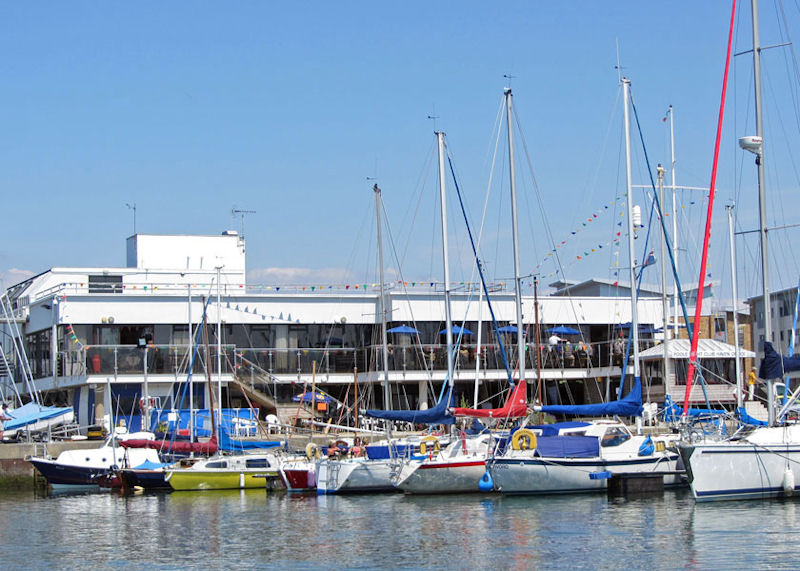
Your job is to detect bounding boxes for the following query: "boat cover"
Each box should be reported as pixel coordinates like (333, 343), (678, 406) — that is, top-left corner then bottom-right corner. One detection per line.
(365, 390), (455, 425)
(534, 435), (599, 458)
(132, 460), (170, 470)
(539, 377), (643, 417)
(759, 341), (800, 380)
(218, 430), (284, 451)
(120, 434), (218, 454)
(4, 402), (74, 431)
(452, 380), (528, 418)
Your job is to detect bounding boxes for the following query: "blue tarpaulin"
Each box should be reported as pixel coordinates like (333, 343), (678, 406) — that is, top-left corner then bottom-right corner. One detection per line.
(365, 391), (455, 425)
(540, 378), (643, 417)
(759, 341), (800, 380)
(535, 435), (599, 458)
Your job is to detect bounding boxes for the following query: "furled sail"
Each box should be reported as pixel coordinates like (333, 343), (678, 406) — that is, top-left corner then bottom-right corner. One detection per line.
(539, 377), (643, 417)
(758, 341), (800, 380)
(453, 380), (529, 418)
(365, 390), (455, 425)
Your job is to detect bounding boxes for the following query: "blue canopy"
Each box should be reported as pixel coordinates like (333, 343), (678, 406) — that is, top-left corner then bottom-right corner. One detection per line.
(439, 325), (473, 335)
(759, 341), (800, 380)
(387, 325), (420, 334)
(547, 326), (580, 335)
(292, 391), (333, 404)
(540, 377), (643, 417)
(132, 459), (170, 470)
(497, 325), (518, 333)
(365, 390), (455, 425)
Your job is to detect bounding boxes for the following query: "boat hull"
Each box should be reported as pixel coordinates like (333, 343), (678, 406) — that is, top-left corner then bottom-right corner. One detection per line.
(490, 453), (680, 495)
(395, 459), (487, 494)
(166, 469), (283, 491)
(681, 441), (800, 501)
(316, 458), (397, 494)
(119, 469), (171, 492)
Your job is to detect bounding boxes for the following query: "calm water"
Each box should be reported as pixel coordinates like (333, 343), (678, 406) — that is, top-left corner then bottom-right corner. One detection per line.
(0, 488), (798, 570)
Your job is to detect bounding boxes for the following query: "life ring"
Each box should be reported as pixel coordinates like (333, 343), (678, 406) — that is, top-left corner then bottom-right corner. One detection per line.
(419, 435), (441, 455)
(306, 442), (321, 460)
(511, 428), (537, 451)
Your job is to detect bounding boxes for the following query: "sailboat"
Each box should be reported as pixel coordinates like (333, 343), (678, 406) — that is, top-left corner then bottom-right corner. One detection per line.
(394, 100), (529, 494)
(488, 83), (681, 495)
(679, 0), (800, 501)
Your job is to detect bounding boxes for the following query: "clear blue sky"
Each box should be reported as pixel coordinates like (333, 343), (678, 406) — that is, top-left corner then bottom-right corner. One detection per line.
(2, 2), (799, 307)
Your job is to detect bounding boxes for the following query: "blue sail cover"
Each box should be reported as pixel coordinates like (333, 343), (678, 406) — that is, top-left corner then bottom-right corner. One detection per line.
(365, 391), (455, 425)
(539, 377), (643, 417)
(218, 430), (284, 451)
(759, 341), (800, 380)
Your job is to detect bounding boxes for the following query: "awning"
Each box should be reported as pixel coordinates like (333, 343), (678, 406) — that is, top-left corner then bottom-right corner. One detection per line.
(638, 338), (755, 360)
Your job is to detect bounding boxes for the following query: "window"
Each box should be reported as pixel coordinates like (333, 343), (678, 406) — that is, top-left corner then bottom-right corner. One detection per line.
(245, 458), (269, 468)
(88, 275), (123, 294)
(601, 427), (631, 447)
(206, 461), (228, 469)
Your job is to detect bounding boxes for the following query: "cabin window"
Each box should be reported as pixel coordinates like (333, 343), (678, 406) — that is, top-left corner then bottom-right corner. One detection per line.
(245, 458), (269, 468)
(206, 461), (227, 469)
(600, 427), (630, 447)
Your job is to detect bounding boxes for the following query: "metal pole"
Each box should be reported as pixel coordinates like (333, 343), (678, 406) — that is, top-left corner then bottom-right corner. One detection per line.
(751, 0), (774, 424)
(505, 88), (526, 385)
(143, 346), (149, 431)
(622, 78), (641, 397)
(436, 132), (455, 393)
(374, 184), (391, 413)
(188, 284), (194, 442)
(727, 203), (743, 409)
(216, 266), (223, 431)
(669, 106), (680, 338)
(658, 165), (671, 396)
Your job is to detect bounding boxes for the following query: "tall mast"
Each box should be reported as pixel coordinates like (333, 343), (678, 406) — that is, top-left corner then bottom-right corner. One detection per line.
(188, 284), (194, 442)
(727, 203), (743, 409)
(216, 265), (223, 433)
(436, 132), (456, 393)
(668, 106), (680, 338)
(617, 77), (639, 398)
(505, 88), (526, 385)
(658, 164), (671, 394)
(622, 78), (641, 397)
(374, 184), (391, 412)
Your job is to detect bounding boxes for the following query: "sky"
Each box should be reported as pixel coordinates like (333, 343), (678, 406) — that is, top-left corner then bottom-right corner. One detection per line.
(2, 2), (800, 308)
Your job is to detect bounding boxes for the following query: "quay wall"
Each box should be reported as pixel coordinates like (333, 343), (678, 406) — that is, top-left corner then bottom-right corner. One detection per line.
(0, 441), (100, 489)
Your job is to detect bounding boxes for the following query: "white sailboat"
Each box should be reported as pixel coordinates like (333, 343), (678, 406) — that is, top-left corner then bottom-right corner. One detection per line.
(489, 83), (681, 495)
(680, 0), (800, 501)
(315, 183), (400, 494)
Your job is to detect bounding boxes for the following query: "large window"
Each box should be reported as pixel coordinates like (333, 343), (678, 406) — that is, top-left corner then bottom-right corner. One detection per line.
(88, 275), (123, 294)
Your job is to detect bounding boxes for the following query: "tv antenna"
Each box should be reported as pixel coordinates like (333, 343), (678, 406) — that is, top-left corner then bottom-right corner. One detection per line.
(125, 203), (137, 235)
(231, 206), (256, 238)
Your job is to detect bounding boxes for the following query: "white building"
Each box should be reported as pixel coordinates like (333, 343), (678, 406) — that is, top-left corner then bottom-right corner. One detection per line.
(2, 232), (669, 431)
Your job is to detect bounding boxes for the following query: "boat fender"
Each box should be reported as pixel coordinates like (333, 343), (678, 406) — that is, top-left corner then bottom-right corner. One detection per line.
(478, 470), (494, 492)
(306, 442), (321, 461)
(783, 467), (795, 496)
(419, 436), (441, 455)
(511, 429), (537, 451)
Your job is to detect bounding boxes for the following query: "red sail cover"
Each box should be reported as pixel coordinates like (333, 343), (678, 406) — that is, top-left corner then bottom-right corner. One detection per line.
(120, 434), (218, 455)
(453, 380), (528, 418)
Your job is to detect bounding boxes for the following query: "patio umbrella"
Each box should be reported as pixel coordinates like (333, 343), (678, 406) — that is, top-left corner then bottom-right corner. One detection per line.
(547, 326), (580, 335)
(292, 391), (333, 404)
(497, 325), (518, 333)
(387, 325), (421, 335)
(439, 325), (473, 335)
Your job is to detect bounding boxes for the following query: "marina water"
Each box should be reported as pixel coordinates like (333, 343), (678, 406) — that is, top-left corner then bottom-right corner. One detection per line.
(1, 489), (798, 569)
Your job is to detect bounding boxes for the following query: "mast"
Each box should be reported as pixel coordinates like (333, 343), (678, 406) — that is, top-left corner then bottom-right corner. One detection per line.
(505, 88), (526, 385)
(622, 78), (641, 397)
(436, 132), (456, 395)
(473, 265), (483, 408)
(668, 106), (680, 338)
(727, 203), (743, 409)
(534, 277), (543, 409)
(751, 0), (774, 424)
(374, 184), (391, 413)
(216, 265), (223, 433)
(188, 284), (194, 443)
(658, 164), (671, 394)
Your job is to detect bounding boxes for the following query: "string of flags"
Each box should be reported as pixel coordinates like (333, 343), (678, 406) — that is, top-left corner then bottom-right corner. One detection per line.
(64, 324), (85, 350)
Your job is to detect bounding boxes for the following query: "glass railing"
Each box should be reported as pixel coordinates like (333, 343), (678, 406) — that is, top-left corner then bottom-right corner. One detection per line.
(27, 338), (659, 381)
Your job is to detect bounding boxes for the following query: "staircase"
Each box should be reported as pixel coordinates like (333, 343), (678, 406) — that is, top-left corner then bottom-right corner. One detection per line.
(744, 400), (769, 422)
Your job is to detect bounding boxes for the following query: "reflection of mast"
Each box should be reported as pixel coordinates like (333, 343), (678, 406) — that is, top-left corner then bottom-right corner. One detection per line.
(504, 88), (525, 386)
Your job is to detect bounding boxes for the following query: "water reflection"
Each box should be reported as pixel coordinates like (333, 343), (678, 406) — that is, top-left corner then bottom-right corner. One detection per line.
(0, 489), (797, 569)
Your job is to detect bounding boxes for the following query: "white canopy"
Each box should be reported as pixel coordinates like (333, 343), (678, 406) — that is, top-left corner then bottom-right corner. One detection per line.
(638, 338), (755, 361)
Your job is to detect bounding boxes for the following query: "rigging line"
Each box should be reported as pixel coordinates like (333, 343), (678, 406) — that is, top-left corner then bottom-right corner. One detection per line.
(447, 154), (514, 386)
(513, 104), (589, 346)
(399, 139), (437, 271)
(629, 90), (713, 409)
(379, 196), (434, 382)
